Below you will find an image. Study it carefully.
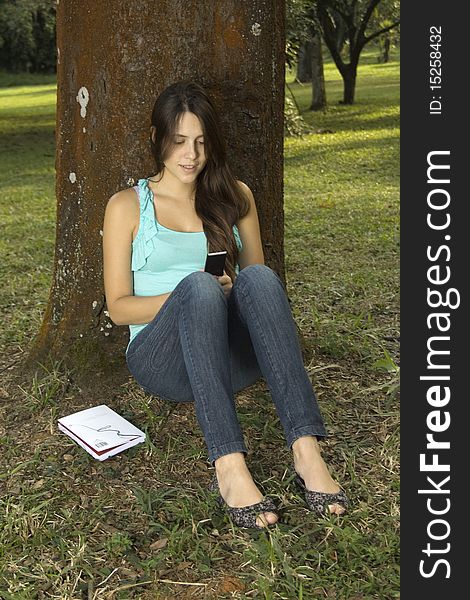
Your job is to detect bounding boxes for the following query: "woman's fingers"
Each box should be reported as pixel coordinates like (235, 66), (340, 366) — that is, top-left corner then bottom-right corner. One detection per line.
(217, 271), (232, 286)
(216, 271), (233, 295)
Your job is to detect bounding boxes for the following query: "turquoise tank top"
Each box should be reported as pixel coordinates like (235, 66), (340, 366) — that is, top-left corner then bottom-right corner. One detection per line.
(128, 178), (242, 346)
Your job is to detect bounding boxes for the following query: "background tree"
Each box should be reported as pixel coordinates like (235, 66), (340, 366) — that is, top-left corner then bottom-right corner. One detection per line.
(296, 43), (312, 83)
(369, 0), (400, 63)
(287, 0), (326, 111)
(29, 0), (286, 379)
(314, 0), (400, 103)
(0, 0), (56, 73)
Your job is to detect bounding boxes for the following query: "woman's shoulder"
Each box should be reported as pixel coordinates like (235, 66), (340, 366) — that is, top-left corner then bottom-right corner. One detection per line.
(236, 179), (252, 195)
(235, 180), (256, 211)
(106, 186), (139, 218)
(104, 187), (140, 236)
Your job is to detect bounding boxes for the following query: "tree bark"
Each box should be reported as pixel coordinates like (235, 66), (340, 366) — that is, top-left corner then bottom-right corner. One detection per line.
(309, 33), (326, 110)
(29, 0), (286, 377)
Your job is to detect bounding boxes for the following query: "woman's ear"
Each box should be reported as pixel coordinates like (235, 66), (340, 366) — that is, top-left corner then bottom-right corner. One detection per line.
(150, 126), (156, 143)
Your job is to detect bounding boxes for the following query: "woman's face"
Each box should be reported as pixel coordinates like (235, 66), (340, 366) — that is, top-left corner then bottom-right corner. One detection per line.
(161, 111), (207, 185)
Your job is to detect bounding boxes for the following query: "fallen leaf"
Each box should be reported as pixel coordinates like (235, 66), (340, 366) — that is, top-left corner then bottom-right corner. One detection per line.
(150, 537), (168, 550)
(218, 576), (245, 593)
(120, 567), (142, 579)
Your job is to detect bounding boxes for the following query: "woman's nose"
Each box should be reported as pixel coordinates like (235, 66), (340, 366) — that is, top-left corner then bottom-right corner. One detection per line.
(185, 142), (197, 158)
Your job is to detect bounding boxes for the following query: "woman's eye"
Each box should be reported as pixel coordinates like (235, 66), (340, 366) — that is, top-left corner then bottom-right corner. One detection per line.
(198, 140), (204, 144)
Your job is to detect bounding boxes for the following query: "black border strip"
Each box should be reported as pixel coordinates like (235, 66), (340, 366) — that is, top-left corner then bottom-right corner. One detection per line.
(401, 4), (466, 596)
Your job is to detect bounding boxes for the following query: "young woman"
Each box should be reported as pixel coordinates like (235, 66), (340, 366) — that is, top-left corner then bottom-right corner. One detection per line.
(103, 81), (348, 529)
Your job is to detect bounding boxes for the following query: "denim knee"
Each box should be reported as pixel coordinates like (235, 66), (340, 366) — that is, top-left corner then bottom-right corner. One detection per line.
(236, 264), (282, 294)
(175, 270), (226, 304)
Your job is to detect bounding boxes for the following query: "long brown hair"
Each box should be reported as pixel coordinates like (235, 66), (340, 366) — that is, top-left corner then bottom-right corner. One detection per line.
(149, 81), (250, 282)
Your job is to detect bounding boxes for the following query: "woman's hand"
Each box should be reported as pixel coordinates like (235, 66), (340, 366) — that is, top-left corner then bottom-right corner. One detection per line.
(217, 271), (233, 296)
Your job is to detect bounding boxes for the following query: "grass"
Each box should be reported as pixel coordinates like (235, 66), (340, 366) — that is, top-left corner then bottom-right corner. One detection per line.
(0, 70), (56, 354)
(0, 49), (399, 599)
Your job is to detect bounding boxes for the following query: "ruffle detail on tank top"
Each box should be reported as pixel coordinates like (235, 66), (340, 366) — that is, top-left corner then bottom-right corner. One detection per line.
(233, 224), (242, 251)
(131, 178), (159, 272)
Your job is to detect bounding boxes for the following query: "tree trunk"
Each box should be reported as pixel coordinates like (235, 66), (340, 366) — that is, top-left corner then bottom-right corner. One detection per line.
(381, 35), (391, 63)
(296, 41), (312, 83)
(29, 0), (286, 377)
(332, 10), (347, 55)
(341, 63), (357, 104)
(309, 33), (326, 110)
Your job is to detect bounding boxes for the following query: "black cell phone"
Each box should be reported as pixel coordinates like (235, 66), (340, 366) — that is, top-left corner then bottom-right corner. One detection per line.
(204, 251), (227, 276)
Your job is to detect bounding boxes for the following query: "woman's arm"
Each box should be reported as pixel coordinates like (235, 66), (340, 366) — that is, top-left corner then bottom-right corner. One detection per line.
(103, 189), (170, 326)
(236, 181), (265, 269)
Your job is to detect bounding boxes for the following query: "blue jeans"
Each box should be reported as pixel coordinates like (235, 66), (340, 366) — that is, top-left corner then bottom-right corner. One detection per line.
(126, 264), (327, 463)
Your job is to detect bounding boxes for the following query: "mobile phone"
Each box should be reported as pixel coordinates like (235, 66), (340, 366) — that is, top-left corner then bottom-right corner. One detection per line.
(204, 251), (227, 276)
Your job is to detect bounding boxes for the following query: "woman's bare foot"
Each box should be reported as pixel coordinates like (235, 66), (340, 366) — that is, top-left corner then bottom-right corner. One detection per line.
(292, 436), (346, 515)
(214, 453), (278, 528)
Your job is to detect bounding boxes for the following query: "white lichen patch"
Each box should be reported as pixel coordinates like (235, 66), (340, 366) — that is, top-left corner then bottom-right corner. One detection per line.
(92, 300), (98, 310)
(251, 23), (261, 36)
(76, 87), (89, 118)
(69, 172), (77, 184)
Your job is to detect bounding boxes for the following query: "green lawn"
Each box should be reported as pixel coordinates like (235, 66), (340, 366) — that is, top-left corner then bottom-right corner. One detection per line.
(0, 51), (399, 600)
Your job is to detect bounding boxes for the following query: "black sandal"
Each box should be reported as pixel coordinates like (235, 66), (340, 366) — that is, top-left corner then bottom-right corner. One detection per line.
(209, 474), (279, 529)
(294, 469), (349, 516)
